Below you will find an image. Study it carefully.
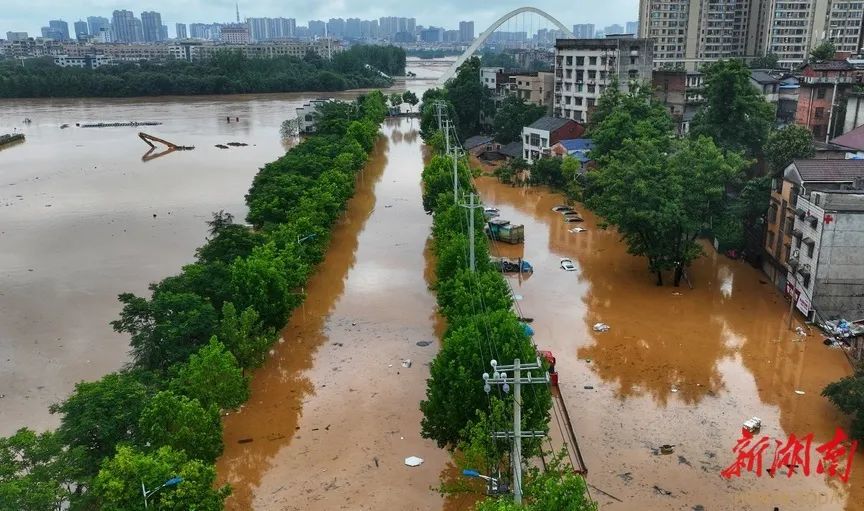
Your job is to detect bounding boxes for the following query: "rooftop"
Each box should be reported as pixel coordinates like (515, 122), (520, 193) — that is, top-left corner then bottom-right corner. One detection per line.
(557, 138), (594, 152)
(805, 60), (854, 71)
(463, 135), (494, 150)
(830, 124), (864, 151)
(788, 159), (864, 183)
(500, 141), (523, 158)
(527, 116), (574, 132)
(750, 69), (779, 85)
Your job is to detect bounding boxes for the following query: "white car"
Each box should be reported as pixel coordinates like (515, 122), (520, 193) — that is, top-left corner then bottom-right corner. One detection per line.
(552, 205), (574, 213)
(560, 258), (577, 271)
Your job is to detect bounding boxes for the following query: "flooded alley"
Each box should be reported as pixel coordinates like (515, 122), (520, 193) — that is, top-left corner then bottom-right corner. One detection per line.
(216, 118), (454, 510)
(474, 175), (863, 511)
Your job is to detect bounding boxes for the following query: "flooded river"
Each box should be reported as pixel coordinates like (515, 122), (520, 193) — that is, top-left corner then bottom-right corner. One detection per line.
(0, 59), (447, 436)
(473, 174), (863, 511)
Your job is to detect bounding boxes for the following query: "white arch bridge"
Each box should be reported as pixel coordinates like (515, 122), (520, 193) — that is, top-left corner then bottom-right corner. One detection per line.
(436, 6), (574, 85)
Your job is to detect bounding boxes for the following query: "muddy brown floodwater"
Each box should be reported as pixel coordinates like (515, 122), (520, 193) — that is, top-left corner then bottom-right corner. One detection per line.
(473, 171), (864, 511)
(215, 118), (472, 510)
(0, 58), (447, 437)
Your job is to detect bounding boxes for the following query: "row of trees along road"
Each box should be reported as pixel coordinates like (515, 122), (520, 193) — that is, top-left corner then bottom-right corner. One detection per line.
(417, 80), (595, 508)
(0, 45), (405, 98)
(0, 92), (388, 509)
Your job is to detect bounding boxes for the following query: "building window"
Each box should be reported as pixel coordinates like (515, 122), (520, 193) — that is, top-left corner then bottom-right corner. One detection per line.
(576, 56), (584, 65)
(589, 56), (597, 65)
(807, 243), (815, 257)
(566, 56), (573, 65)
(587, 84), (596, 93)
(817, 87), (826, 99)
(803, 273), (811, 288)
(767, 231), (775, 249)
(814, 107), (824, 119)
(588, 70), (596, 79)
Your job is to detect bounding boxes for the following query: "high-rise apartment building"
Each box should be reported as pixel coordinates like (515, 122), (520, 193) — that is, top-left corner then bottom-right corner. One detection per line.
(378, 17), (416, 38)
(176, 23), (187, 39)
(87, 16), (110, 39)
(346, 18), (362, 38)
(309, 20), (326, 37)
(48, 20), (70, 40)
(605, 23), (625, 35)
(826, 1), (864, 54)
(573, 24), (595, 38)
(111, 10), (136, 42)
(141, 11), (164, 42)
(360, 19), (379, 39)
(248, 18), (296, 41)
(6, 31), (29, 41)
(74, 21), (88, 40)
(327, 18), (345, 37)
(626, 21), (639, 34)
(553, 36), (654, 122)
(459, 21), (475, 42)
(639, 0), (762, 70)
(221, 23), (250, 44)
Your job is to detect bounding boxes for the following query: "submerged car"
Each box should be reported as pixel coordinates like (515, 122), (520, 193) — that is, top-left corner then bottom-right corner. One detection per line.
(563, 215), (584, 223)
(552, 204), (574, 213)
(560, 258), (577, 271)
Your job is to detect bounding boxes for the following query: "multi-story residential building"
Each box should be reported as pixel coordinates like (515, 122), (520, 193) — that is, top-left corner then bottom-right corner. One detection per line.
(639, 0), (763, 71)
(73, 21), (88, 41)
(49, 20), (70, 41)
(795, 60), (856, 141)
(308, 20), (326, 37)
(606, 24), (625, 35)
(220, 24), (251, 44)
(5, 32), (29, 42)
(176, 23), (187, 39)
(521, 116), (586, 163)
(765, 0), (829, 68)
(626, 21), (639, 35)
(141, 11), (164, 42)
(763, 159), (864, 294)
(111, 10), (137, 43)
(750, 69), (780, 103)
(783, 168), (864, 319)
(0, 38), (64, 58)
(553, 36), (654, 123)
(651, 69), (702, 134)
(460, 21), (475, 42)
(345, 18), (362, 39)
(327, 18), (345, 38)
(54, 54), (113, 68)
(55, 40), (342, 63)
(360, 20), (379, 39)
(87, 17), (110, 39)
(296, 99), (330, 134)
(572, 24), (595, 39)
(511, 72), (554, 109)
(826, 0), (864, 53)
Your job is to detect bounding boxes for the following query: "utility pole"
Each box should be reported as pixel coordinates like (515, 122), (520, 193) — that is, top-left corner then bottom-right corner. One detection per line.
(461, 192), (483, 271)
(434, 100), (446, 132)
(826, 78), (839, 143)
(443, 119), (451, 155)
(483, 357), (548, 505)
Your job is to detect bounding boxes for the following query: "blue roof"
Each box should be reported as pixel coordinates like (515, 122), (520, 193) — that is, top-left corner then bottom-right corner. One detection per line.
(558, 138), (593, 152)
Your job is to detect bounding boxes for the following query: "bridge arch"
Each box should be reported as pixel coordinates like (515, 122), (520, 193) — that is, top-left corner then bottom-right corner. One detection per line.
(436, 6), (574, 84)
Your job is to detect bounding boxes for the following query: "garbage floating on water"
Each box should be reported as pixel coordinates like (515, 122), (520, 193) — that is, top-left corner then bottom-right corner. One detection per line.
(593, 322), (610, 332)
(743, 417), (762, 433)
(659, 444), (675, 455)
(401, 359), (412, 368)
(794, 390), (805, 395)
(404, 456), (424, 467)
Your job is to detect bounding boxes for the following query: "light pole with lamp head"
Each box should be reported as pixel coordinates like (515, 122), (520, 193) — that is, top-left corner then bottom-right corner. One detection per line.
(142, 476), (183, 509)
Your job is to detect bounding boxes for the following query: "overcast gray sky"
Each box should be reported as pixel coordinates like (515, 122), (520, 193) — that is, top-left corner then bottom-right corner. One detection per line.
(4, 1), (639, 38)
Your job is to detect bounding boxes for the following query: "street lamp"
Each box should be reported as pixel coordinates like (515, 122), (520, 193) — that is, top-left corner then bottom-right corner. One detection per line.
(142, 476), (183, 509)
(462, 469), (505, 494)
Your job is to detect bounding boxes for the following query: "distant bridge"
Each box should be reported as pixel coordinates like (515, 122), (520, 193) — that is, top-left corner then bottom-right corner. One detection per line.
(436, 6), (574, 85)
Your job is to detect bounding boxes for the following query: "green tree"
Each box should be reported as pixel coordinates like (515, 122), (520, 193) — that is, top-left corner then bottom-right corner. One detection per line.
(764, 125), (815, 173)
(138, 391), (223, 463)
(588, 83), (673, 162)
(170, 337), (249, 410)
(92, 446), (230, 511)
(689, 59), (775, 157)
(389, 92), (403, 110)
(750, 53), (779, 69)
(444, 56), (494, 138)
(810, 40), (837, 62)
(111, 291), (218, 371)
(822, 369), (864, 440)
(0, 429), (74, 510)
(420, 311), (551, 449)
(228, 241), (306, 329)
(493, 96), (547, 144)
(531, 157), (565, 187)
(217, 302), (276, 373)
(50, 372), (149, 475)
(402, 90), (419, 111)
(436, 268), (513, 321)
(195, 211), (260, 265)
(588, 135), (746, 285)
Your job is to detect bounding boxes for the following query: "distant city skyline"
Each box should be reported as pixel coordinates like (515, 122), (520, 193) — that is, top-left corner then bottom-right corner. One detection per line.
(2, 0), (639, 39)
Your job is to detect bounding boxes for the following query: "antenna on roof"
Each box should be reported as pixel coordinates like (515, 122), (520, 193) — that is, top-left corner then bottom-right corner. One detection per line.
(236, 2), (240, 23)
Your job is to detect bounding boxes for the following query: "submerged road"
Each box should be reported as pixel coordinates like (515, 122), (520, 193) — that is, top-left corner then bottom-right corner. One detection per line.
(216, 118), (471, 510)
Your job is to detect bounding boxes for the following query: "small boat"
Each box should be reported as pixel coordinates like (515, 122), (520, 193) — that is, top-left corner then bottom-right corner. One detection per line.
(560, 258), (577, 271)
